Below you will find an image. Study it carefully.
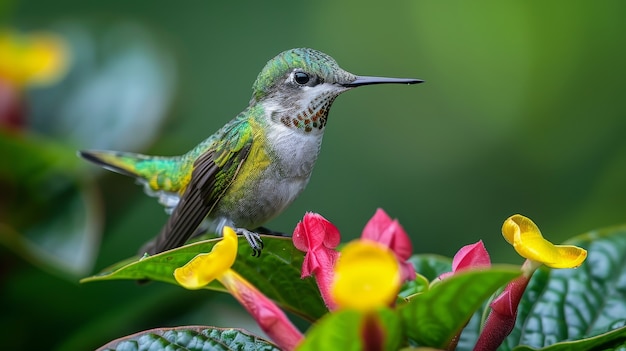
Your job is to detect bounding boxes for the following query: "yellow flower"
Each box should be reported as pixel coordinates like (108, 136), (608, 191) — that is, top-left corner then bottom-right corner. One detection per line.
(331, 240), (401, 311)
(174, 226), (238, 289)
(173, 226), (303, 350)
(502, 214), (587, 269)
(0, 29), (70, 87)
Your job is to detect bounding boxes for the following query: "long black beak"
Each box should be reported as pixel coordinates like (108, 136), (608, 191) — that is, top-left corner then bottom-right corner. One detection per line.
(342, 76), (424, 87)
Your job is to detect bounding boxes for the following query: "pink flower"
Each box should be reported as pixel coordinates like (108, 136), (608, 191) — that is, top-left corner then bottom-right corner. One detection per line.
(439, 240), (491, 279)
(292, 212), (341, 309)
(220, 270), (304, 351)
(293, 209), (415, 310)
(473, 275), (530, 351)
(361, 208), (415, 282)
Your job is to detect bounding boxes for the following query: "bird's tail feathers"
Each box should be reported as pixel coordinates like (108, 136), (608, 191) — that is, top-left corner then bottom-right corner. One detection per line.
(79, 150), (159, 179)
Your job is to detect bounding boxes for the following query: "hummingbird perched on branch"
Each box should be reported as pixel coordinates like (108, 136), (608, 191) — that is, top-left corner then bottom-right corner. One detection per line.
(79, 48), (422, 256)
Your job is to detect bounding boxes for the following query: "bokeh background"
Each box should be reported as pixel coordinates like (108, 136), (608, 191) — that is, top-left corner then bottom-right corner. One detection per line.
(2, 1), (625, 349)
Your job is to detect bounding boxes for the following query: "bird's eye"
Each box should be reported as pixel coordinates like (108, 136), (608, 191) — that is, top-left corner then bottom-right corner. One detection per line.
(294, 71), (310, 85)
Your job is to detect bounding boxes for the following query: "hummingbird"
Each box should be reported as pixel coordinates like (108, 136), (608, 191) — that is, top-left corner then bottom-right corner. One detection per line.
(79, 48), (422, 256)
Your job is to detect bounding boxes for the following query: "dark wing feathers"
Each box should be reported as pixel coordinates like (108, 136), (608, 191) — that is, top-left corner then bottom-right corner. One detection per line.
(141, 144), (252, 255)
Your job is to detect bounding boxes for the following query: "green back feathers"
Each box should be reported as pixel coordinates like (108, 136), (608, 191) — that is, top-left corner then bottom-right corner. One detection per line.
(213, 116), (255, 167)
(251, 48), (352, 102)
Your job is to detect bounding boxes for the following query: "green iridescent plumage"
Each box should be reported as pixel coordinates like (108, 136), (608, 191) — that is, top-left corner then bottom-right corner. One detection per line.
(79, 48), (422, 256)
(251, 49), (354, 102)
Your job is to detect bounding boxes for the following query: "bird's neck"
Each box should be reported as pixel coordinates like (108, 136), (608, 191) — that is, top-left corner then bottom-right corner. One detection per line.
(258, 91), (337, 135)
(249, 100), (325, 178)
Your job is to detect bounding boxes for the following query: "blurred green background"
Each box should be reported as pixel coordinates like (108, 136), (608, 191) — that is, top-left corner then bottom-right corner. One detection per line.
(2, 1), (625, 349)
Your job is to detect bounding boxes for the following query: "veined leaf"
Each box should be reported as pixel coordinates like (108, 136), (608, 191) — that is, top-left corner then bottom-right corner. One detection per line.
(82, 235), (327, 321)
(499, 226), (626, 350)
(97, 326), (279, 351)
(400, 265), (520, 348)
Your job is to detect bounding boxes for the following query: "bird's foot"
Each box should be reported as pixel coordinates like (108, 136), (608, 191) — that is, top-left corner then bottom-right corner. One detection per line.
(235, 228), (264, 257)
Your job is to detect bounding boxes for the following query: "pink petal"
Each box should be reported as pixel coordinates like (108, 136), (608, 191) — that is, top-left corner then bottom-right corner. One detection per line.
(292, 214), (313, 252)
(313, 261), (339, 310)
(321, 218), (341, 248)
(300, 248), (339, 309)
(222, 271), (303, 351)
(300, 253), (313, 277)
(362, 208), (413, 262)
(439, 271), (454, 280)
(474, 275), (531, 351)
(292, 212), (340, 252)
(490, 275), (529, 317)
(300, 246), (340, 279)
(387, 220), (413, 261)
(451, 240), (491, 273)
(362, 208), (394, 242)
(400, 261), (416, 282)
(293, 213), (341, 306)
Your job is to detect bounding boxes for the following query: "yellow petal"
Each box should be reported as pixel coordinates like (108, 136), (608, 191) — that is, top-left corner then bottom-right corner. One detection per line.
(502, 215), (587, 268)
(0, 29), (70, 87)
(331, 240), (400, 311)
(174, 226), (239, 289)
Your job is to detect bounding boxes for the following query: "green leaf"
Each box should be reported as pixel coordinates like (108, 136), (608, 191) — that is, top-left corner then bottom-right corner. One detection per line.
(407, 254), (453, 281)
(97, 326), (280, 351)
(81, 235), (328, 321)
(298, 308), (402, 351)
(399, 254), (453, 302)
(498, 226), (626, 351)
(398, 273), (430, 302)
(400, 265), (520, 349)
(512, 325), (626, 351)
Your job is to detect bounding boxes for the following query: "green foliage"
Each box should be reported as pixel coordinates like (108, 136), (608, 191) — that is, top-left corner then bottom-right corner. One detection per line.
(511, 326), (626, 351)
(78, 227), (626, 350)
(98, 326), (280, 351)
(298, 309), (402, 351)
(500, 226), (626, 351)
(79, 226), (626, 350)
(407, 254), (454, 281)
(82, 235), (327, 321)
(401, 266), (520, 348)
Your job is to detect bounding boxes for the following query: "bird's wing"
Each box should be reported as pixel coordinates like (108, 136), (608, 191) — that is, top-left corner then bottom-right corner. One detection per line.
(141, 128), (254, 255)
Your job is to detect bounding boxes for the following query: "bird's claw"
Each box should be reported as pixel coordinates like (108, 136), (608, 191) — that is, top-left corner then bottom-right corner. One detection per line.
(236, 228), (264, 257)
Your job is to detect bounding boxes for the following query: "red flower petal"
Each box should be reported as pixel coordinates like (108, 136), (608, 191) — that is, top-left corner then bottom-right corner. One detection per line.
(361, 209), (414, 281)
(293, 212), (340, 252)
(362, 209), (413, 260)
(292, 212), (341, 308)
(451, 240), (491, 272)
(362, 208), (394, 242)
(220, 270), (303, 351)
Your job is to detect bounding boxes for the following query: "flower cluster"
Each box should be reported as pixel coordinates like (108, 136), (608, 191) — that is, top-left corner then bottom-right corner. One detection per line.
(171, 211), (587, 351)
(172, 208), (414, 350)
(293, 208), (414, 311)
(437, 214), (587, 350)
